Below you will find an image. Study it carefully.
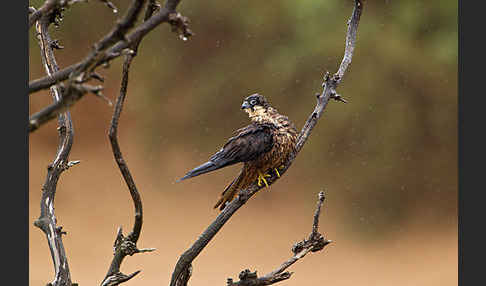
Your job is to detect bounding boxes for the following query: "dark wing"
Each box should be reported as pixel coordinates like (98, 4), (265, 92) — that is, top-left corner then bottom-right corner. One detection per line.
(178, 123), (275, 181)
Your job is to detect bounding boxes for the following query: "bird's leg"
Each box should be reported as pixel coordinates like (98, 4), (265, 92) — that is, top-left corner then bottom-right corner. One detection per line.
(257, 171), (271, 188)
(274, 164), (286, 177)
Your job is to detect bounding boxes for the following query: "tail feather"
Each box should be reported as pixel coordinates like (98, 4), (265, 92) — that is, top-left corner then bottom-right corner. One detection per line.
(177, 161), (220, 182)
(213, 179), (236, 210)
(213, 169), (244, 211)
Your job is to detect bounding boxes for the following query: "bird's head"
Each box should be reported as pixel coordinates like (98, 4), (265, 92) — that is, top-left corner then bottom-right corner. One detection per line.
(241, 94), (271, 119)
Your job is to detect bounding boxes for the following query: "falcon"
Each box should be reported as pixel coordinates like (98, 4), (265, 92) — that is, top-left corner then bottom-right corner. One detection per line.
(178, 93), (298, 210)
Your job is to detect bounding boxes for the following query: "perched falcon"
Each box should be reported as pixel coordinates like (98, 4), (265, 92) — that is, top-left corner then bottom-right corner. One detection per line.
(178, 93), (298, 210)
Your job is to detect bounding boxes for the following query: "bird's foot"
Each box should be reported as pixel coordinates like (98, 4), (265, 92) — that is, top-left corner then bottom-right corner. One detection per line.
(257, 171), (271, 188)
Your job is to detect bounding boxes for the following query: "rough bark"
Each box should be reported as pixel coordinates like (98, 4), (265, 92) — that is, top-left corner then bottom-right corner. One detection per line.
(33, 12), (76, 286)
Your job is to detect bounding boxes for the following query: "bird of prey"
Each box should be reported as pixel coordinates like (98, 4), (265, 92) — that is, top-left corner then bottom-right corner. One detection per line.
(178, 93), (298, 210)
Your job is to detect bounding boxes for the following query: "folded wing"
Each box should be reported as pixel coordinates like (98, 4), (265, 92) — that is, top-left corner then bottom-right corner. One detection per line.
(178, 123), (275, 181)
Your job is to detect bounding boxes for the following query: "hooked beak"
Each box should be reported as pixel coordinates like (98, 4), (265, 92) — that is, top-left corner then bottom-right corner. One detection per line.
(241, 101), (251, 109)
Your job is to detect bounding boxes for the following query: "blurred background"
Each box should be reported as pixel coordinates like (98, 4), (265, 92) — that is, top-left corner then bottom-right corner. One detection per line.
(29, 0), (457, 285)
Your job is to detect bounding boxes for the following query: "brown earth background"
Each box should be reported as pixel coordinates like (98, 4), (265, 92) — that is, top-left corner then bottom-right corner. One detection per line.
(29, 1), (457, 285)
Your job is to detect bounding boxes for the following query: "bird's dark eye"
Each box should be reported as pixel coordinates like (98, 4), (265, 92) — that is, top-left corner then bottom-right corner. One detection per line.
(250, 99), (257, 105)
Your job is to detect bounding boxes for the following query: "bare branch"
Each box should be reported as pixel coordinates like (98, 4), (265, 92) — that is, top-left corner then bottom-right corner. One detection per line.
(33, 12), (75, 286)
(100, 3), (161, 285)
(29, 84), (104, 133)
(101, 270), (141, 286)
(98, 0), (119, 13)
(227, 192), (330, 286)
(295, 0), (363, 153)
(101, 50), (145, 286)
(311, 191), (326, 237)
(107, 53), (142, 242)
(227, 270), (291, 286)
(29, 0), (59, 28)
(169, 1), (363, 285)
(29, 0), (188, 94)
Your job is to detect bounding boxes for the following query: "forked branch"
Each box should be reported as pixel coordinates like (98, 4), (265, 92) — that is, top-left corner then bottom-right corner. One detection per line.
(169, 1), (363, 285)
(29, 83), (105, 133)
(227, 192), (330, 286)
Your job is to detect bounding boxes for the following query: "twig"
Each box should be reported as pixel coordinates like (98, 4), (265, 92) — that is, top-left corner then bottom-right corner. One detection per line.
(169, 1), (363, 285)
(100, 2), (160, 285)
(294, 0), (363, 154)
(29, 83), (105, 133)
(227, 192), (330, 286)
(29, 0), (189, 94)
(33, 13), (76, 286)
(98, 0), (119, 13)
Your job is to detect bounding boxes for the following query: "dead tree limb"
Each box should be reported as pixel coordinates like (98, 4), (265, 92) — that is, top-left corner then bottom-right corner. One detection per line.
(100, 2), (161, 286)
(227, 192), (330, 286)
(33, 12), (76, 286)
(29, 0), (192, 133)
(169, 1), (363, 285)
(29, 83), (105, 133)
(98, 0), (119, 13)
(29, 0), (191, 94)
(102, 51), (156, 286)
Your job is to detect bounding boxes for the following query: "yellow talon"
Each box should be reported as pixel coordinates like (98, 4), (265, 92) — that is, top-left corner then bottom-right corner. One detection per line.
(274, 168), (280, 177)
(257, 171), (271, 188)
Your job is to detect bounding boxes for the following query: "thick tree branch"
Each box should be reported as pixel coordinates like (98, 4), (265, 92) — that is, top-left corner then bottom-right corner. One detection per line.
(100, 3), (160, 285)
(169, 1), (363, 285)
(29, 0), (191, 94)
(33, 13), (76, 286)
(227, 192), (330, 286)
